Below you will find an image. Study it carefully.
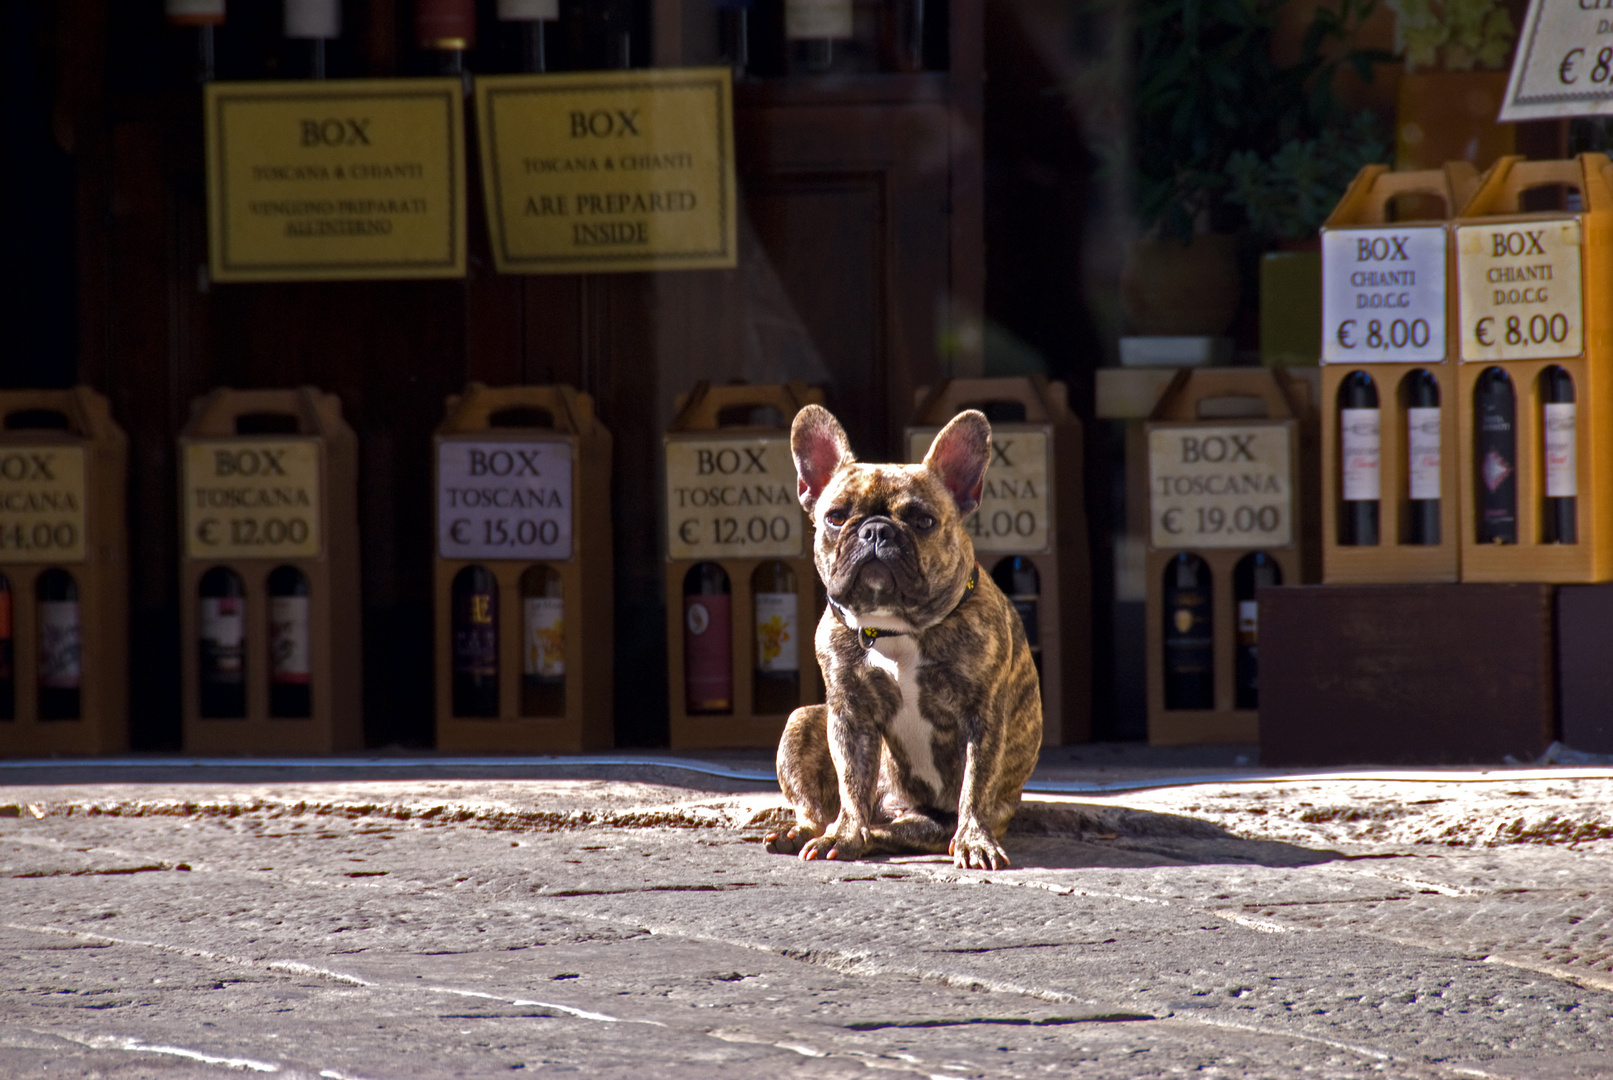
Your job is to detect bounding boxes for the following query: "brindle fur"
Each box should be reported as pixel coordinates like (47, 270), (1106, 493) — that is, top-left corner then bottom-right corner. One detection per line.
(764, 405), (1042, 869)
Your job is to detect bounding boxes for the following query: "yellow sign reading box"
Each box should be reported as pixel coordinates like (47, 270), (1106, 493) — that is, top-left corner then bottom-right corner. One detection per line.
(204, 78), (466, 282)
(476, 68), (737, 275)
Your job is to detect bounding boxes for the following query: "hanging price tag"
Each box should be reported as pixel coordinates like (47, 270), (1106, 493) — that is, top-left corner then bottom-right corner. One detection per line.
(1500, 0), (1613, 121)
(1321, 227), (1446, 363)
(1457, 219), (1583, 362)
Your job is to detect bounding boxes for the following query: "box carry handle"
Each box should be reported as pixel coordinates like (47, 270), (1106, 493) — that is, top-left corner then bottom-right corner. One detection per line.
(1147, 368), (1308, 422)
(1464, 153), (1613, 215)
(441, 383), (591, 435)
(184, 386), (332, 438)
(911, 376), (1065, 425)
(669, 381), (823, 432)
(1324, 163), (1480, 226)
(0, 386), (117, 441)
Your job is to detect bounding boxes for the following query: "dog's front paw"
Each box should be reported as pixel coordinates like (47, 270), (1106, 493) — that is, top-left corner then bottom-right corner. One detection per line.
(949, 824), (1010, 870)
(764, 823), (820, 855)
(799, 825), (870, 862)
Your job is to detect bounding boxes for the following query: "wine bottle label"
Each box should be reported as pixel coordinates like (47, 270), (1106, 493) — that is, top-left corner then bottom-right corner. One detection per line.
(1237, 599), (1258, 645)
(523, 596), (565, 679)
(200, 597), (245, 672)
(1545, 402), (1577, 498)
(453, 592), (498, 676)
(498, 0), (559, 19)
(39, 601), (82, 689)
(1481, 448), (1514, 494)
(684, 595), (732, 708)
(1340, 408), (1381, 502)
(285, 0), (341, 39)
(0, 591), (11, 639)
(167, 0), (226, 25)
(1163, 590), (1212, 674)
(754, 592), (798, 674)
(269, 595), (311, 684)
(1406, 406), (1441, 501)
(785, 0), (854, 40)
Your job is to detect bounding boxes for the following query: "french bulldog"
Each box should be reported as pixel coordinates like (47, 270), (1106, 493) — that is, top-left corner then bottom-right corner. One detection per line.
(764, 405), (1042, 870)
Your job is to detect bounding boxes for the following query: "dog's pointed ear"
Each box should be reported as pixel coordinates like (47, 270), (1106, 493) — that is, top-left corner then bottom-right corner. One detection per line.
(924, 410), (991, 518)
(791, 404), (854, 514)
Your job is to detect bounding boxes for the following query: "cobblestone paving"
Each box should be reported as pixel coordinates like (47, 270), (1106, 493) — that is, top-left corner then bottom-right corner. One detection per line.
(1, 776), (1610, 1078)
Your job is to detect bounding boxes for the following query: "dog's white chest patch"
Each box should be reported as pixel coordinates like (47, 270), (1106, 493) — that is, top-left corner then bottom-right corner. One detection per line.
(866, 635), (944, 795)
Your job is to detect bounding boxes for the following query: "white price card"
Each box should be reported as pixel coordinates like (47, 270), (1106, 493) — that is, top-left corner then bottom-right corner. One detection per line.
(1457, 219), (1583, 362)
(665, 436), (804, 560)
(437, 439), (573, 560)
(1147, 425), (1293, 550)
(1500, 0), (1613, 121)
(1322, 227), (1446, 363)
(908, 428), (1051, 554)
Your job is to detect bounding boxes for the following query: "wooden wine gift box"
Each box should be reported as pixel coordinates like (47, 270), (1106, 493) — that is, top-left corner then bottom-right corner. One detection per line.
(0, 388), (128, 756)
(904, 376), (1091, 745)
(1319, 163), (1479, 583)
(1143, 368), (1319, 745)
(664, 382), (824, 749)
(433, 383), (613, 752)
(1455, 154), (1613, 582)
(179, 387), (361, 753)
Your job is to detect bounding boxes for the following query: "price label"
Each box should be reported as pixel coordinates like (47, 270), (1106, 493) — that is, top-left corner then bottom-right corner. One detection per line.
(665, 436), (803, 560)
(1500, 0), (1613, 121)
(437, 439), (572, 561)
(0, 446), (87, 563)
(908, 427), (1050, 553)
(1147, 425), (1293, 549)
(1457, 219), (1583, 362)
(183, 439), (322, 559)
(1321, 227), (1446, 363)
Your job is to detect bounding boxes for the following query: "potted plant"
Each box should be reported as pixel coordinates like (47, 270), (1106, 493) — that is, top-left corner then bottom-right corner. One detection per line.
(1385, 0), (1516, 171)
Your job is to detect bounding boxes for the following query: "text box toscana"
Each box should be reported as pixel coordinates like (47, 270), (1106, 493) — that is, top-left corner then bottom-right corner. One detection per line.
(183, 439), (322, 560)
(908, 428), (1050, 553)
(1148, 425), (1293, 549)
(0, 445), (87, 563)
(665, 436), (802, 561)
(437, 439), (572, 561)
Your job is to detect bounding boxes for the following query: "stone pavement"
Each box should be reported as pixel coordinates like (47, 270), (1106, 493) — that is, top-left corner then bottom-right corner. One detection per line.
(2, 753), (1612, 1078)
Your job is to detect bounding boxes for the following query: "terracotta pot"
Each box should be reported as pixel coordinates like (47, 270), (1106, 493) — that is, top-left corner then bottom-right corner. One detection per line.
(1119, 232), (1241, 337)
(1396, 69), (1515, 175)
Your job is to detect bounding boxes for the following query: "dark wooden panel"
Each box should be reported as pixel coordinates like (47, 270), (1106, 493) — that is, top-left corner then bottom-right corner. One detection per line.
(1557, 585), (1613, 754)
(1260, 584), (1556, 765)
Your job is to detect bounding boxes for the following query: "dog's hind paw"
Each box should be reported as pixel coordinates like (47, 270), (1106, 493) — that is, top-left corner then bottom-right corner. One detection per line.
(763, 824), (819, 855)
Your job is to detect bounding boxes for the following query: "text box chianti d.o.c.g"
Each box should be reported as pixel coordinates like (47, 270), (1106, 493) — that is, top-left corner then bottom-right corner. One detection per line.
(183, 440), (322, 560)
(1457, 218), (1584, 362)
(436, 440), (573, 561)
(1147, 425), (1294, 549)
(664, 436), (803, 561)
(1321, 226), (1447, 363)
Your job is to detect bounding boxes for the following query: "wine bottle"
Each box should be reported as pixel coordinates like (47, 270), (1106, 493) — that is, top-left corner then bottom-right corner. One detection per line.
(1161, 553), (1213, 710)
(499, 0), (558, 72)
(1403, 369), (1441, 546)
(880, 0), (924, 72)
(267, 566), (312, 719)
(784, 0), (854, 73)
(684, 562), (732, 714)
(991, 556), (1042, 677)
(716, 0), (754, 77)
(1474, 366), (1518, 545)
(166, 0), (224, 82)
(284, 0), (340, 79)
(1542, 365), (1577, 545)
(589, 0), (635, 68)
(1337, 371), (1380, 546)
(37, 570), (81, 721)
(198, 566), (246, 719)
(0, 575), (12, 720)
(1233, 552), (1281, 710)
(520, 564), (565, 718)
(752, 562), (799, 715)
(451, 565), (499, 718)
(417, 0), (476, 73)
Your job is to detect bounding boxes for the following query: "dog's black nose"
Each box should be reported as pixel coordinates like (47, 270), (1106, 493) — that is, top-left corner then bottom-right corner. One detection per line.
(860, 520), (896, 545)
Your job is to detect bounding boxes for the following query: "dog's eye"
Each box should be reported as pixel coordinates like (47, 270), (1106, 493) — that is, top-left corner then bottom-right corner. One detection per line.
(824, 509), (848, 527)
(914, 514), (936, 530)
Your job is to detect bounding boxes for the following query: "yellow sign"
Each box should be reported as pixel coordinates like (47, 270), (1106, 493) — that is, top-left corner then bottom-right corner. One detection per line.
(204, 78), (466, 282)
(183, 440), (322, 560)
(476, 69), (737, 275)
(0, 445), (87, 564)
(665, 436), (802, 560)
(909, 428), (1051, 554)
(1147, 425), (1294, 549)
(1457, 218), (1584, 362)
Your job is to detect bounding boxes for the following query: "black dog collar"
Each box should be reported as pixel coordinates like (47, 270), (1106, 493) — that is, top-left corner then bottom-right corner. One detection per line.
(831, 563), (979, 650)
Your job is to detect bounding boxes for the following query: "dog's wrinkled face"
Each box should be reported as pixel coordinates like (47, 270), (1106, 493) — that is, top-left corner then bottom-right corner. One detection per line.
(791, 405), (991, 630)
